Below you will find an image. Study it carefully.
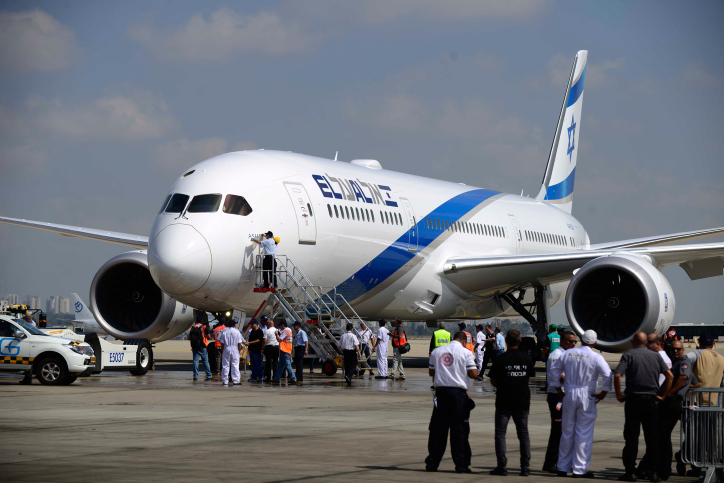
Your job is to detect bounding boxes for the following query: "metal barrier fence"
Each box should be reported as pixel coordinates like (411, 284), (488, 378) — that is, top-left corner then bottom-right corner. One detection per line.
(681, 388), (724, 483)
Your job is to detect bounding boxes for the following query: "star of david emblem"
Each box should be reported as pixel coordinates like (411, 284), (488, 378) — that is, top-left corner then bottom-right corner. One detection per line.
(567, 115), (576, 163)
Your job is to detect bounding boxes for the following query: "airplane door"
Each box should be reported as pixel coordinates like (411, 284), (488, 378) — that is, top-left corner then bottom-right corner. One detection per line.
(508, 214), (522, 253)
(399, 198), (418, 253)
(284, 183), (317, 245)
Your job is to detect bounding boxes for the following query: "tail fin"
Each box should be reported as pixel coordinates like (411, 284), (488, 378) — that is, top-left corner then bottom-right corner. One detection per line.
(70, 293), (94, 322)
(535, 50), (587, 214)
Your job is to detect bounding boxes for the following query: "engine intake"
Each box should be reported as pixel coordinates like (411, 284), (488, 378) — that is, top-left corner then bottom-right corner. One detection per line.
(89, 251), (195, 342)
(565, 254), (674, 352)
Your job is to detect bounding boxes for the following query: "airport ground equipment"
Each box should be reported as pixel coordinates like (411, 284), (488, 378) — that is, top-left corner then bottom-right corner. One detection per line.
(0, 314), (96, 385)
(681, 388), (724, 483)
(254, 254), (374, 376)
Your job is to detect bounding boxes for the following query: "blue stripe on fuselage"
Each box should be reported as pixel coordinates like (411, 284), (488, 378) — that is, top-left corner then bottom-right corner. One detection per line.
(545, 167), (576, 201)
(334, 188), (500, 302)
(566, 66), (586, 108)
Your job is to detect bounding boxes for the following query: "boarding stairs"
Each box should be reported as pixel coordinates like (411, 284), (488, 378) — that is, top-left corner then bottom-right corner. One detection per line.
(253, 254), (374, 375)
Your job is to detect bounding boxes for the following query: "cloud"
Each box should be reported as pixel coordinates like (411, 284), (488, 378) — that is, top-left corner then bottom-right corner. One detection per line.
(0, 9), (80, 72)
(29, 91), (176, 141)
(681, 63), (723, 89)
(154, 137), (230, 173)
(548, 54), (625, 89)
(128, 8), (317, 61)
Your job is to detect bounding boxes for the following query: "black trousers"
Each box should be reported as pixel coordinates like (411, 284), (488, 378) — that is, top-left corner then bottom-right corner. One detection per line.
(263, 345), (279, 380)
(623, 395), (661, 473)
(638, 397), (681, 477)
(425, 387), (473, 470)
(294, 346), (305, 381)
(262, 255), (276, 288)
(343, 350), (358, 381)
(544, 393), (563, 469)
(481, 349), (495, 376)
(495, 408), (531, 470)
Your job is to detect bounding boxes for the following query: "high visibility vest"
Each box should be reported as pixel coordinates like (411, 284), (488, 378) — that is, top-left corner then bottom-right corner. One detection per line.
(279, 327), (293, 354)
(392, 327), (407, 348)
(434, 329), (451, 347)
(213, 325), (226, 348)
(463, 331), (474, 353)
(194, 323), (209, 346)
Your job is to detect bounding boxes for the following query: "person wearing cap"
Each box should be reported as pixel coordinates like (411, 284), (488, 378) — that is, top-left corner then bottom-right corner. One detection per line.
(543, 324), (560, 359)
(550, 329), (612, 478)
(339, 323), (361, 385)
(252, 231), (277, 288)
(425, 331), (478, 473)
(292, 321), (308, 385)
(212, 317), (228, 376)
(273, 320), (297, 383)
(372, 319), (391, 379)
(542, 331), (576, 473)
(458, 323), (474, 354)
(389, 319), (407, 381)
(614, 332), (674, 482)
(473, 325), (486, 373)
(245, 319), (265, 382)
(262, 315), (280, 382)
(218, 319), (244, 386)
(358, 322), (374, 375)
(489, 329), (535, 477)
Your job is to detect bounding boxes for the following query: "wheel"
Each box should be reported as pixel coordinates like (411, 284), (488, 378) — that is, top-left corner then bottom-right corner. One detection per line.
(127, 339), (153, 376)
(35, 356), (71, 385)
(321, 359), (337, 376)
(65, 375), (78, 385)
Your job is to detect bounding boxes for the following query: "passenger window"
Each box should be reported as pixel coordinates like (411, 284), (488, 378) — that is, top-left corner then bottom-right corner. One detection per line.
(165, 193), (190, 213)
(385, 212), (390, 224)
(334, 205), (339, 218)
(222, 195), (252, 216)
(356, 207), (360, 221)
(307, 203), (314, 217)
(158, 194), (172, 214)
(371, 210), (375, 222)
(351, 208), (356, 220)
(327, 204), (332, 217)
(380, 211), (384, 223)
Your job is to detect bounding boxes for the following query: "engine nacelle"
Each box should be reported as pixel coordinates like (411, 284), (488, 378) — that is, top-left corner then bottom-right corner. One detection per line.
(565, 253), (675, 352)
(89, 251), (196, 342)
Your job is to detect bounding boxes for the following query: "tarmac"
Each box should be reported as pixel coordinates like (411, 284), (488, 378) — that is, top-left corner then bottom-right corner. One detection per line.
(0, 339), (709, 482)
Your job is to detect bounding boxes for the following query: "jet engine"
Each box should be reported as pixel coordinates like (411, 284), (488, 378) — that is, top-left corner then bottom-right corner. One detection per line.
(89, 251), (196, 342)
(565, 253), (674, 352)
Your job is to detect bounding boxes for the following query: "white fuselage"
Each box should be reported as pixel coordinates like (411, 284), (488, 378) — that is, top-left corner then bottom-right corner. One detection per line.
(147, 150), (590, 321)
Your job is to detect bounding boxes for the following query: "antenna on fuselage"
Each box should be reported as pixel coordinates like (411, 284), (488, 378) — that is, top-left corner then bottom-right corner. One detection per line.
(334, 151), (338, 161)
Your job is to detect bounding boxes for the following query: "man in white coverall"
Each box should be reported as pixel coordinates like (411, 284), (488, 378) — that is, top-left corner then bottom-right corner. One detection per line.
(550, 329), (612, 478)
(373, 319), (390, 379)
(219, 319), (244, 385)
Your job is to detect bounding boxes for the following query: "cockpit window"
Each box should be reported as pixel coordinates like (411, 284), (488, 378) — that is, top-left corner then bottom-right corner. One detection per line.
(188, 194), (222, 213)
(165, 194), (190, 213)
(158, 194), (172, 214)
(223, 195), (253, 216)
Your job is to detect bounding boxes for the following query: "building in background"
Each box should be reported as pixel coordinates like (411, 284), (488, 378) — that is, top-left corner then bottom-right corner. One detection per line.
(46, 296), (60, 314)
(59, 297), (70, 314)
(22, 295), (41, 310)
(2, 294), (20, 305)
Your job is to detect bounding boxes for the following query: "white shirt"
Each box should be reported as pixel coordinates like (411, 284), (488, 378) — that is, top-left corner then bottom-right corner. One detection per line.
(260, 237), (276, 255)
(220, 328), (244, 350)
(475, 331), (485, 352)
(339, 332), (359, 351)
(429, 341), (477, 390)
(546, 346), (566, 394)
(377, 326), (390, 344)
(264, 326), (279, 346)
(657, 350), (672, 386)
(359, 328), (372, 344)
(550, 345), (613, 394)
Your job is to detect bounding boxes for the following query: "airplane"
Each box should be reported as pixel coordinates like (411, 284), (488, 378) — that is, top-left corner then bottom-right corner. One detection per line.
(69, 293), (108, 335)
(1, 50), (723, 352)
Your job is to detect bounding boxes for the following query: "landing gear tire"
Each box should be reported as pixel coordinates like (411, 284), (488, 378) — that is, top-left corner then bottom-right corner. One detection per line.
(36, 356), (72, 385)
(321, 359), (337, 376)
(125, 338), (154, 376)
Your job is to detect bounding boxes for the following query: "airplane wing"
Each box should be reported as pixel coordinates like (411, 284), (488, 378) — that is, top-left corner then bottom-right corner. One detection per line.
(0, 216), (148, 249)
(443, 242), (724, 295)
(589, 227), (724, 249)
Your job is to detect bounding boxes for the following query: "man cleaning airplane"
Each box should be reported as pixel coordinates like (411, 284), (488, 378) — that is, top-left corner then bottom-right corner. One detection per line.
(1, 51), (722, 355)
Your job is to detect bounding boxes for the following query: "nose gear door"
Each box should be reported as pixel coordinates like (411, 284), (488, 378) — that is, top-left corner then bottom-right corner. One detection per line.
(284, 183), (317, 245)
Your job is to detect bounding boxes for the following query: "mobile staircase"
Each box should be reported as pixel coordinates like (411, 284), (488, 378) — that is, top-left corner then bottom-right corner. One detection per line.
(253, 254), (374, 376)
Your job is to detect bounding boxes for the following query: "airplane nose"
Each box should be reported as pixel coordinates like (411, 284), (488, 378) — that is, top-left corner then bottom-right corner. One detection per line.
(148, 224), (211, 295)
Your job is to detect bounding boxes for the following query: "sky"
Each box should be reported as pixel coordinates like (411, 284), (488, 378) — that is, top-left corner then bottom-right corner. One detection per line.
(0, 1), (722, 324)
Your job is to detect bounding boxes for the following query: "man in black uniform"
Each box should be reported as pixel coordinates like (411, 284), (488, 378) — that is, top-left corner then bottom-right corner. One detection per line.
(489, 329), (535, 476)
(478, 324), (497, 380)
(614, 331), (674, 482)
(425, 332), (478, 473)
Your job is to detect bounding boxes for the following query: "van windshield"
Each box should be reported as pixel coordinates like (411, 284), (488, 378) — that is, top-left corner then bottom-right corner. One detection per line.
(188, 194), (222, 213)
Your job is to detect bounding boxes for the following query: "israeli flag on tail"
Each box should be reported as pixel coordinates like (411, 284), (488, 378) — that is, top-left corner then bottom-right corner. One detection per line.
(535, 50), (587, 214)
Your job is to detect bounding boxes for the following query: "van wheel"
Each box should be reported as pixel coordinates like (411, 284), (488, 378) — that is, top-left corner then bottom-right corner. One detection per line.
(321, 359), (337, 376)
(127, 340), (153, 376)
(36, 356), (70, 385)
